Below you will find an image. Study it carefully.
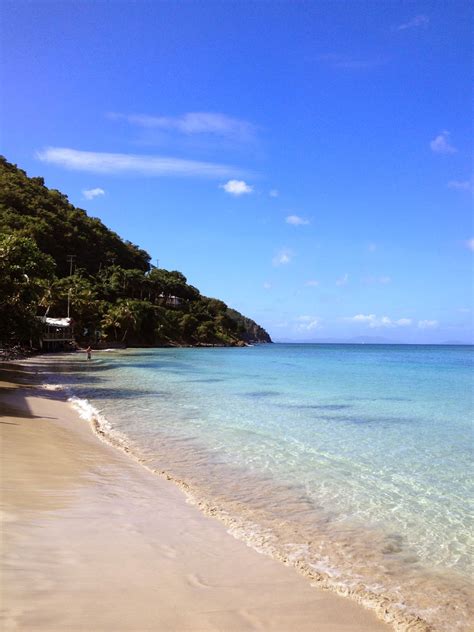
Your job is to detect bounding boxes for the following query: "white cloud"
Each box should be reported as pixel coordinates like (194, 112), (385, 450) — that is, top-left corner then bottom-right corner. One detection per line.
(272, 248), (293, 266)
(220, 179), (253, 196)
(305, 280), (320, 287)
(466, 238), (474, 252)
(418, 319), (438, 329)
(296, 316), (321, 331)
(368, 242), (377, 252)
(352, 314), (377, 324)
(349, 314), (412, 328)
(263, 282), (272, 290)
(448, 179), (472, 191)
(109, 111), (256, 141)
(397, 15), (429, 30)
(82, 187), (105, 200)
(37, 147), (241, 179)
(269, 189), (279, 198)
(430, 131), (457, 154)
(286, 215), (310, 226)
(336, 273), (349, 287)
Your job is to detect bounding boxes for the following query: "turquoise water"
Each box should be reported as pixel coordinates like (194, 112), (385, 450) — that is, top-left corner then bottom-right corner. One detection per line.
(40, 344), (473, 630)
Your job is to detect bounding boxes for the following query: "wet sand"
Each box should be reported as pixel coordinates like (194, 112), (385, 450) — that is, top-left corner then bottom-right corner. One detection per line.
(0, 362), (389, 631)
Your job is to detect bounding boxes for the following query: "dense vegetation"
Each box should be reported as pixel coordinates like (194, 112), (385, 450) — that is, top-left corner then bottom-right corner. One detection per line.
(0, 157), (271, 348)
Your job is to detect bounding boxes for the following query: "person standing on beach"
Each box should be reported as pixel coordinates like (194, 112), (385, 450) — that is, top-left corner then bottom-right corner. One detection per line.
(85, 346), (92, 360)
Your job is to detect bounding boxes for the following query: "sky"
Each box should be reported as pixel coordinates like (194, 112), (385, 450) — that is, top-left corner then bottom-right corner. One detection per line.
(1, 0), (472, 343)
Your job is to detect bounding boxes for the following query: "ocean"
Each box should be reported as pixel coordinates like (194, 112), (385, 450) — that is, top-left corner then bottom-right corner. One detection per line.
(39, 344), (473, 631)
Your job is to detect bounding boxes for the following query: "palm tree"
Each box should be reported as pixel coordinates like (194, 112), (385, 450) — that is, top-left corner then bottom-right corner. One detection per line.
(101, 300), (144, 342)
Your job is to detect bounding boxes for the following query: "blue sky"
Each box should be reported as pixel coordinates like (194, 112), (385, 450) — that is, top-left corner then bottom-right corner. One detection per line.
(1, 1), (472, 342)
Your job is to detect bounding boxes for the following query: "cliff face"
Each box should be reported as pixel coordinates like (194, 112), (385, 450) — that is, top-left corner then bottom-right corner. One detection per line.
(0, 157), (272, 347)
(227, 309), (272, 344)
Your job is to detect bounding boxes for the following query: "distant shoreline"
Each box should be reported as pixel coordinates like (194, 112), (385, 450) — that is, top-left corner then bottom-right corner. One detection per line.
(273, 340), (473, 345)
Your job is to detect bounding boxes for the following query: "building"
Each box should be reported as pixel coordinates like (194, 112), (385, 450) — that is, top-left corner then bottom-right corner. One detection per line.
(38, 317), (74, 351)
(158, 293), (182, 307)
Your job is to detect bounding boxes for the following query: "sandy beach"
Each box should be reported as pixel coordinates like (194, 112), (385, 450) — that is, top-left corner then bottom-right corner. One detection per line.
(0, 361), (389, 632)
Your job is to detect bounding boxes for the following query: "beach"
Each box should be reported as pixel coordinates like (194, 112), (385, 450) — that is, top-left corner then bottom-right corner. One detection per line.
(0, 361), (389, 632)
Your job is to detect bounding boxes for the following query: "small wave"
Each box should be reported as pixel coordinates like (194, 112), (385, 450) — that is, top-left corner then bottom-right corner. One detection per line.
(67, 395), (132, 454)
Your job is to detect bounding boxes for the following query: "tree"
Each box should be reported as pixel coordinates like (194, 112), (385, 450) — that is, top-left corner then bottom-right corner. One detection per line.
(206, 298), (227, 315)
(101, 299), (151, 342)
(0, 233), (56, 344)
(51, 273), (100, 335)
(196, 321), (216, 343)
(179, 313), (199, 339)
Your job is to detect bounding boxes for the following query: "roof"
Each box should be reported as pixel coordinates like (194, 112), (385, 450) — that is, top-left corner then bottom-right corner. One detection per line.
(38, 317), (72, 328)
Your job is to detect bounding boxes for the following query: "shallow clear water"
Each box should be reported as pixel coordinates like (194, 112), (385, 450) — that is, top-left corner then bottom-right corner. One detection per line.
(39, 344), (473, 630)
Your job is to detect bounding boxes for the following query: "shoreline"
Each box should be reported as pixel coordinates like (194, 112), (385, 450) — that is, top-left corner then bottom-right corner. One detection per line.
(0, 360), (389, 632)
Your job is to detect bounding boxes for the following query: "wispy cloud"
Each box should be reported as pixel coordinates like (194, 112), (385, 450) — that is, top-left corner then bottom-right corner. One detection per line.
(318, 53), (384, 70)
(296, 315), (321, 331)
(37, 147), (243, 179)
(108, 111), (256, 142)
(448, 179), (472, 191)
(219, 179), (253, 195)
(269, 189), (279, 198)
(466, 238), (474, 252)
(272, 248), (293, 266)
(396, 15), (429, 31)
(305, 280), (320, 287)
(367, 242), (377, 252)
(430, 131), (457, 154)
(363, 275), (391, 285)
(349, 314), (412, 328)
(418, 319), (438, 329)
(263, 281), (272, 290)
(336, 273), (349, 287)
(286, 214), (310, 226)
(82, 187), (105, 200)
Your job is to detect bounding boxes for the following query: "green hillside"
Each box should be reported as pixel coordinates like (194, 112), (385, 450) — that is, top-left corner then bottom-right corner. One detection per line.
(0, 157), (271, 348)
